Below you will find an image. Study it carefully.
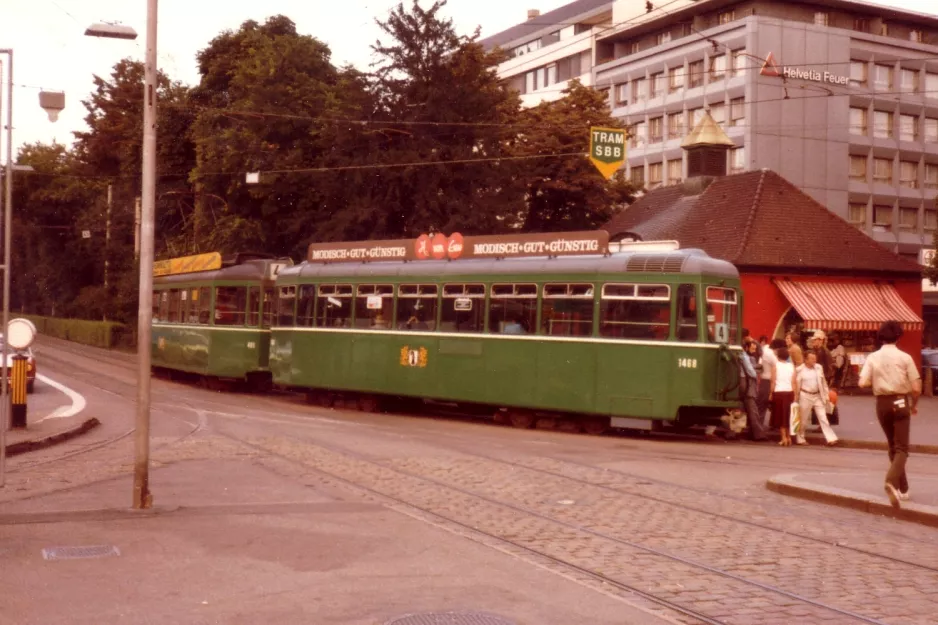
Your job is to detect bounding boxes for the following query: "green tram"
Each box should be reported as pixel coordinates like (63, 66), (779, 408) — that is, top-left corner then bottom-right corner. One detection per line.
(270, 234), (743, 434)
(151, 252), (293, 389)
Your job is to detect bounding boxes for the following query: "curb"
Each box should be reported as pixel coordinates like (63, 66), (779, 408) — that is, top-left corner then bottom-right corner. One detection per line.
(4, 417), (101, 457)
(802, 436), (938, 455)
(766, 473), (938, 528)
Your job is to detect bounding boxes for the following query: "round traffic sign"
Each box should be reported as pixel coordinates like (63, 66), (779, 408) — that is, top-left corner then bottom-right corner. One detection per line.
(7, 318), (37, 350)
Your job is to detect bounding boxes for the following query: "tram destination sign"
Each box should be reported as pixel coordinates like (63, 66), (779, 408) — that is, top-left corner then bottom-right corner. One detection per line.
(153, 252), (223, 276)
(307, 230), (610, 263)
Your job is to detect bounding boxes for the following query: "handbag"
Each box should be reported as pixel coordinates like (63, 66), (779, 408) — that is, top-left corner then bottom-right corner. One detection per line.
(789, 402), (801, 436)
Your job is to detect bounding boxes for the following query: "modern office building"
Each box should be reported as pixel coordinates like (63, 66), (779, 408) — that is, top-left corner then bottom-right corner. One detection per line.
(482, 0), (938, 260)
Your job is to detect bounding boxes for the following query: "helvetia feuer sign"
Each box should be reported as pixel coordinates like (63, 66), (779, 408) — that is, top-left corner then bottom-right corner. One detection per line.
(760, 52), (849, 86)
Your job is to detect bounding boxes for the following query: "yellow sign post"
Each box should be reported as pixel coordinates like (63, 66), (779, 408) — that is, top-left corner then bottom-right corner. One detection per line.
(153, 252), (223, 277)
(588, 127), (627, 179)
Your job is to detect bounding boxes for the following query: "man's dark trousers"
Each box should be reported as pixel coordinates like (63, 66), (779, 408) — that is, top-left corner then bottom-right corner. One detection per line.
(876, 395), (911, 493)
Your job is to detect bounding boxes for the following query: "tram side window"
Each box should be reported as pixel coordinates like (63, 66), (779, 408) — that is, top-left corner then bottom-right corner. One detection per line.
(247, 286), (262, 327)
(440, 284), (485, 333)
(167, 289), (182, 323)
(214, 286), (248, 326)
(262, 287), (275, 328)
(676, 284), (699, 341)
(354, 285), (394, 330)
(152, 291), (162, 322)
(296, 285), (316, 327)
(197, 287), (211, 324)
(158, 290), (169, 322)
(185, 289), (201, 324)
(488, 284), (537, 334)
(277, 286), (297, 326)
(397, 284), (438, 331)
(542, 283), (595, 337)
(706, 286), (739, 345)
(600, 283), (671, 340)
(315, 284), (353, 328)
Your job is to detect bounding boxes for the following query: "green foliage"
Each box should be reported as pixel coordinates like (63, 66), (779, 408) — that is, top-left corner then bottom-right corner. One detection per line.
(23, 315), (128, 349)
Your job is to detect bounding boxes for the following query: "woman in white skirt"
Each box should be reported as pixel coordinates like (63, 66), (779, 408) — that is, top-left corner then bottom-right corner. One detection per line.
(793, 350), (840, 446)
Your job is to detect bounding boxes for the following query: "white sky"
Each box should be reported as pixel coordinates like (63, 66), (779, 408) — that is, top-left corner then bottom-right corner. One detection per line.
(0, 0), (935, 161)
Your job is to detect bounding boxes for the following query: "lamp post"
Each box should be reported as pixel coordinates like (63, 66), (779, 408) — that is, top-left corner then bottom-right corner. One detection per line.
(85, 12), (156, 510)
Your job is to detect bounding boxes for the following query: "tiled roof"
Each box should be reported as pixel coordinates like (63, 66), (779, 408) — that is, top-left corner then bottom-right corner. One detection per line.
(603, 169), (923, 276)
(479, 0), (612, 50)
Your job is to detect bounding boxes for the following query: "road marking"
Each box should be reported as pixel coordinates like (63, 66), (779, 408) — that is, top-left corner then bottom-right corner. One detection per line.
(34, 373), (87, 423)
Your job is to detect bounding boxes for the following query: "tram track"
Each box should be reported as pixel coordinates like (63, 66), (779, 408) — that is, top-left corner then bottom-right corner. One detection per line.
(210, 414), (897, 625)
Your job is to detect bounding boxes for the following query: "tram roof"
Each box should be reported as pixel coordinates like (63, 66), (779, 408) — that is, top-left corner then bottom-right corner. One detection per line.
(280, 248), (739, 281)
(153, 257), (293, 284)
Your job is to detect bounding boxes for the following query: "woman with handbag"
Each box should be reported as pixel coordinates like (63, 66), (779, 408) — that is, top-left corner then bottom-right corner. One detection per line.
(769, 346), (795, 446)
(793, 350), (840, 447)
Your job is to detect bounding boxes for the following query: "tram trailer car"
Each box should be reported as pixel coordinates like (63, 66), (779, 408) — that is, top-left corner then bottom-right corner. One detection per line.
(270, 239), (743, 434)
(152, 252), (293, 389)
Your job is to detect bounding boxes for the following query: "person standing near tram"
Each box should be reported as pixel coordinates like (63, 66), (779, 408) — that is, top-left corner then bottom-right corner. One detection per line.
(859, 320), (921, 508)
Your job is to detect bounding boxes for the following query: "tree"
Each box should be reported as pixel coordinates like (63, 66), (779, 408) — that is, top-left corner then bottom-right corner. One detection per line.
(510, 80), (637, 232)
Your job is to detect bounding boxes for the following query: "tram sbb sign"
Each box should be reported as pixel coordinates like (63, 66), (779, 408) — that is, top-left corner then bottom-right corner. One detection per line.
(307, 230), (610, 263)
(588, 126), (627, 180)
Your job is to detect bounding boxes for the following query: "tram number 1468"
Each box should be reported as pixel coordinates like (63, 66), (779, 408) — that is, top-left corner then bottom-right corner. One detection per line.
(678, 358), (698, 369)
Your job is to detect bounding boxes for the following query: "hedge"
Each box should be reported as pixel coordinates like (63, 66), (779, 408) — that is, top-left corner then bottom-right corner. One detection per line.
(20, 315), (133, 350)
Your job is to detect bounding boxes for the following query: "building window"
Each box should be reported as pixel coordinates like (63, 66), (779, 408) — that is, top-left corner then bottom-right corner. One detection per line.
(688, 60), (704, 88)
(668, 66), (684, 91)
(854, 19), (870, 33)
(631, 121), (647, 147)
(879, 23), (889, 37)
(668, 111), (685, 137)
(688, 107), (703, 129)
(650, 72), (664, 97)
(615, 83), (629, 105)
(926, 163), (938, 189)
(900, 69), (919, 93)
(927, 73), (938, 98)
(710, 101), (726, 125)
(630, 166), (645, 187)
(873, 157), (893, 183)
(525, 70), (537, 93)
(899, 207), (918, 229)
(899, 114), (918, 142)
(657, 31), (672, 46)
(667, 159), (682, 184)
(874, 64), (894, 90)
(850, 107), (868, 135)
(927, 118), (938, 142)
(910, 30), (924, 43)
(718, 11), (735, 25)
(730, 146), (745, 172)
(649, 116), (664, 143)
(541, 64), (558, 88)
(873, 111), (893, 138)
(926, 209), (938, 231)
(732, 49), (746, 76)
(633, 78), (648, 102)
(848, 203), (866, 224)
(850, 60), (868, 85)
(729, 98), (745, 126)
(710, 54), (727, 80)
(900, 161), (919, 188)
(814, 11), (829, 26)
(873, 205), (893, 226)
(849, 155), (867, 181)
(648, 162), (663, 188)
(574, 23), (592, 35)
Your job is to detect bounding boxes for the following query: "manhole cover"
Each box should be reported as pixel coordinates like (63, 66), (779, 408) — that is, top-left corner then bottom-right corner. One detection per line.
(384, 612), (516, 625)
(42, 545), (120, 561)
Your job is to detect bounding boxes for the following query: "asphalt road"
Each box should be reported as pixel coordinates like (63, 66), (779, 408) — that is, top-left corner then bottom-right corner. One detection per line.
(1, 337), (938, 625)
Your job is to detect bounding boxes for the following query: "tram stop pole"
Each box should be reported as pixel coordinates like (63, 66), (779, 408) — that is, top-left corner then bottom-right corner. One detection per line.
(9, 353), (27, 428)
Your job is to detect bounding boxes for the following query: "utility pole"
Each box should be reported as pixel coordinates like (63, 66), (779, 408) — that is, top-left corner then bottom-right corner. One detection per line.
(104, 184), (111, 286)
(0, 50), (10, 488)
(134, 196), (141, 260)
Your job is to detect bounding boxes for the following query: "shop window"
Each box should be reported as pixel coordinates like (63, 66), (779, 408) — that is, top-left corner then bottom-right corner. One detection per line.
(900, 69), (919, 93)
(354, 284), (394, 330)
(873, 111), (893, 138)
(710, 54), (727, 80)
(688, 61), (704, 88)
(214, 286), (247, 326)
(615, 82), (629, 105)
(315, 284), (353, 328)
(925, 210), (938, 231)
(296, 285), (316, 327)
(729, 98), (745, 126)
(705, 287), (738, 345)
(899, 161), (919, 188)
(676, 284), (699, 341)
(814, 12), (829, 26)
(668, 66), (684, 91)
(874, 64), (894, 90)
(848, 203), (867, 224)
(440, 283), (485, 333)
(277, 286), (297, 326)
(926, 118), (938, 142)
(648, 162), (663, 189)
(873, 157), (893, 183)
(899, 114), (918, 141)
(650, 72), (664, 97)
(542, 283), (594, 337)
(649, 116), (664, 143)
(850, 61), (868, 85)
(667, 159), (682, 185)
(731, 49), (746, 76)
(397, 284), (438, 331)
(247, 286), (261, 327)
(667, 111), (684, 137)
(873, 205), (894, 226)
(489, 284), (538, 334)
(600, 283), (671, 340)
(849, 155), (867, 181)
(849, 107), (868, 135)
(899, 207), (918, 229)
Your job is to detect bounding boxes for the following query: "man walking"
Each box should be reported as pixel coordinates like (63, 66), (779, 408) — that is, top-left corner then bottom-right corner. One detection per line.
(758, 335), (777, 427)
(858, 320), (921, 508)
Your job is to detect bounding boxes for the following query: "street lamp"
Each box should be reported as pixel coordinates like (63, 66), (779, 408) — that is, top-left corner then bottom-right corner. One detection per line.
(84, 7), (156, 510)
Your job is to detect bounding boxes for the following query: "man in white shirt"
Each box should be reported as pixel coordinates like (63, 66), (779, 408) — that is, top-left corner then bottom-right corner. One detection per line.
(859, 320), (921, 508)
(758, 335), (777, 427)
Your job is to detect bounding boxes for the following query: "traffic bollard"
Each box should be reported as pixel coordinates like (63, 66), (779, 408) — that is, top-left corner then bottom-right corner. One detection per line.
(9, 354), (27, 429)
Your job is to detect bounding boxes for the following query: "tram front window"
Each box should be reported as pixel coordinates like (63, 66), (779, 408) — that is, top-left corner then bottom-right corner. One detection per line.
(705, 286), (739, 345)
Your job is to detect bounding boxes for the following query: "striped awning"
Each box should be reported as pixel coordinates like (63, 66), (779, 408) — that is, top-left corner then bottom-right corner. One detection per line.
(775, 280), (923, 331)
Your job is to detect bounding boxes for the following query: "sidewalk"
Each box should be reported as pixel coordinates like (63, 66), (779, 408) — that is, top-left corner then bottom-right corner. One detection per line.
(3, 376), (98, 457)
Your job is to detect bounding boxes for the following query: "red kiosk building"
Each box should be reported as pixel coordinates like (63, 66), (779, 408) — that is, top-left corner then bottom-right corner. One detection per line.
(603, 112), (924, 370)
